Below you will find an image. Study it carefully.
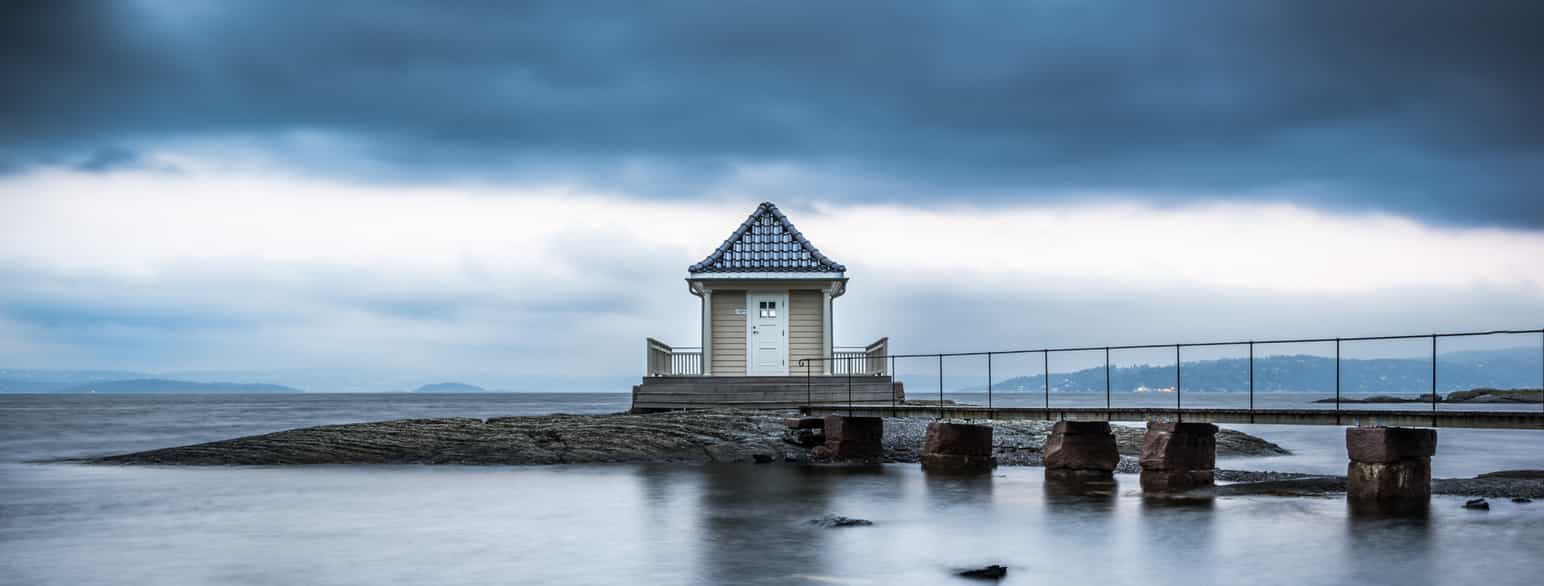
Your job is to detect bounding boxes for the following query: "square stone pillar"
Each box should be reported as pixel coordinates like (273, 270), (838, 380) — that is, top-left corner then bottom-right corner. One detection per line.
(821, 416), (883, 462)
(1139, 422), (1217, 494)
(921, 421), (994, 474)
(1346, 427), (1436, 514)
(1043, 421), (1119, 480)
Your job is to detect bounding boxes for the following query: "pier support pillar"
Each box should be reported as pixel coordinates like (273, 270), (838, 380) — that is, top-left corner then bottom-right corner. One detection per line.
(1140, 422), (1217, 494)
(1043, 421), (1119, 480)
(1346, 427), (1436, 514)
(821, 416), (883, 462)
(921, 422), (994, 474)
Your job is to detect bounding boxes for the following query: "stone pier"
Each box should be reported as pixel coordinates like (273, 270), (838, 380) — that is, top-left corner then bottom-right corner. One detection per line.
(1043, 421), (1119, 480)
(1346, 426), (1436, 514)
(921, 421), (994, 474)
(819, 415), (883, 462)
(1140, 422), (1217, 494)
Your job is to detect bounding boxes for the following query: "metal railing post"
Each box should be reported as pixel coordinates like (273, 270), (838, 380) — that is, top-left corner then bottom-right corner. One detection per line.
(847, 356), (853, 417)
(1335, 338), (1342, 425)
(1175, 344), (1182, 423)
(1104, 347), (1111, 419)
(805, 360), (812, 409)
(1042, 350), (1050, 418)
(937, 354), (944, 420)
(1431, 335), (1438, 427)
(986, 352), (993, 412)
(1248, 341), (1255, 424)
(891, 354), (897, 414)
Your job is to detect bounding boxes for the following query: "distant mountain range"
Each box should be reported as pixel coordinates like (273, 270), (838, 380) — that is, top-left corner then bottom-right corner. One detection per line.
(412, 382), (493, 393)
(968, 347), (1541, 393)
(0, 369), (509, 394)
(0, 375), (301, 394)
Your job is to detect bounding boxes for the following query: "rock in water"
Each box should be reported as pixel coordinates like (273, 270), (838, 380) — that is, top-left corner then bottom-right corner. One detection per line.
(1464, 498), (1490, 510)
(957, 565), (1008, 580)
(1512, 497), (1533, 503)
(808, 515), (872, 528)
(752, 453), (774, 464)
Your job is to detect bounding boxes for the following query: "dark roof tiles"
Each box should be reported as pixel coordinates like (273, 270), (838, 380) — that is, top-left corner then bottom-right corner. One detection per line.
(688, 202), (846, 274)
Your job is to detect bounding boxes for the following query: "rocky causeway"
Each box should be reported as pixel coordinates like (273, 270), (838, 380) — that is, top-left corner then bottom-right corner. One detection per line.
(76, 409), (1544, 499)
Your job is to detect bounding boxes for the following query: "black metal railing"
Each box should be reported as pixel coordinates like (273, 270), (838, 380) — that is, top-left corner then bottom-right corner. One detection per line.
(797, 327), (1544, 423)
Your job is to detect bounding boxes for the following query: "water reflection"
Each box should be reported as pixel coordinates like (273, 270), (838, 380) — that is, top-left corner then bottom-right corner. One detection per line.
(1044, 472), (1119, 510)
(1344, 511), (1434, 585)
(691, 464), (838, 584)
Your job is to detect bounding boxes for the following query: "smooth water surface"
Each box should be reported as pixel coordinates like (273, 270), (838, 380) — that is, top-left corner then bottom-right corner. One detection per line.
(4, 393), (1544, 585)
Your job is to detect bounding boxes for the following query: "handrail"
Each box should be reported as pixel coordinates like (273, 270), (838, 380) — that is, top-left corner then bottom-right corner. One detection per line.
(796, 327), (1544, 422)
(644, 338), (702, 376)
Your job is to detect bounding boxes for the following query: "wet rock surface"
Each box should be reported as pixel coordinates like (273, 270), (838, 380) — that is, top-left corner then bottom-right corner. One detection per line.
(1214, 474), (1544, 499)
(956, 565), (1008, 580)
(83, 410), (1288, 467)
(808, 515), (872, 528)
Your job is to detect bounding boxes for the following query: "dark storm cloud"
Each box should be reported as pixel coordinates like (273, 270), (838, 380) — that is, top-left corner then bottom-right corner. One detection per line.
(3, 1), (1542, 226)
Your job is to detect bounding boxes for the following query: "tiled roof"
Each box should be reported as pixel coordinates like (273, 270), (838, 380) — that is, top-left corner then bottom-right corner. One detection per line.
(689, 202), (846, 274)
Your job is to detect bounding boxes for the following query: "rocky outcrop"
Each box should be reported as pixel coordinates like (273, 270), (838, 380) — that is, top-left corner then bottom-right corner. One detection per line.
(83, 410), (1288, 467)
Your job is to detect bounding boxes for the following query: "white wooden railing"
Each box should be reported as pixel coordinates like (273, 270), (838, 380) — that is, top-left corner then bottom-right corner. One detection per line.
(832, 337), (889, 375)
(645, 338), (702, 376)
(646, 336), (889, 376)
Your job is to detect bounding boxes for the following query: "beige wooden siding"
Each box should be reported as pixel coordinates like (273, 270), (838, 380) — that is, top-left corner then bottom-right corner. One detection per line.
(710, 290), (747, 375)
(789, 290), (824, 373)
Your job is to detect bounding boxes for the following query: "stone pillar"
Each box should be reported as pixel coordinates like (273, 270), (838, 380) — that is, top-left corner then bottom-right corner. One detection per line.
(1140, 422), (1217, 494)
(820, 416), (883, 462)
(1346, 426), (1436, 514)
(921, 421), (994, 474)
(1043, 421), (1119, 479)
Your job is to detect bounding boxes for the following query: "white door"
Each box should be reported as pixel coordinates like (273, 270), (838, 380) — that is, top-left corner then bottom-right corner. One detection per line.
(746, 292), (787, 375)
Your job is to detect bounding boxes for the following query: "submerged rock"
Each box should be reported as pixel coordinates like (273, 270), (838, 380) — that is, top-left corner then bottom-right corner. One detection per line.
(808, 515), (872, 528)
(956, 565), (1008, 580)
(1464, 498), (1491, 510)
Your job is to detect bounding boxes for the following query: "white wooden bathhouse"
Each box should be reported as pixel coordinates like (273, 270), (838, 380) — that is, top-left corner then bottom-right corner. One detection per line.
(635, 202), (895, 411)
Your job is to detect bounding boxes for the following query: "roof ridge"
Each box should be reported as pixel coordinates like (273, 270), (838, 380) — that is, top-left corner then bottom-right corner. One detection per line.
(688, 202), (846, 274)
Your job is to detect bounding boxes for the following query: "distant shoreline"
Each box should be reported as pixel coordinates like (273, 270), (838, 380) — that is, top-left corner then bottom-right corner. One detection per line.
(1313, 388), (1542, 404)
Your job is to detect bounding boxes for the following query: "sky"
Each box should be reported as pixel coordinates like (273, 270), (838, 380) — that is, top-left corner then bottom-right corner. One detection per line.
(2, 1), (1541, 391)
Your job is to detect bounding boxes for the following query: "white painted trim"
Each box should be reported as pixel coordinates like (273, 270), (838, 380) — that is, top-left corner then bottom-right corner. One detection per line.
(687, 272), (844, 280)
(700, 289), (712, 375)
(821, 289), (834, 375)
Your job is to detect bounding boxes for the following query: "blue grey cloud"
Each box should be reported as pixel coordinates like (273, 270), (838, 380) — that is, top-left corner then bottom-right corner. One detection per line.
(3, 0), (1541, 227)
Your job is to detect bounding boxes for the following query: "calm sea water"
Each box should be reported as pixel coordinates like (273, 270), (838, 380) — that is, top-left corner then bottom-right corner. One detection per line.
(3, 392), (1544, 585)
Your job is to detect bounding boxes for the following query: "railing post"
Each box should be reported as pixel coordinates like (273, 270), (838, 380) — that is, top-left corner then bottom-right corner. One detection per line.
(1248, 341), (1255, 424)
(1043, 350), (1050, 417)
(847, 356), (853, 417)
(1104, 347), (1111, 419)
(986, 352), (993, 412)
(806, 360), (812, 409)
(1431, 335), (1438, 427)
(1175, 344), (1182, 423)
(1335, 337), (1342, 425)
(890, 354), (897, 414)
(937, 354), (944, 420)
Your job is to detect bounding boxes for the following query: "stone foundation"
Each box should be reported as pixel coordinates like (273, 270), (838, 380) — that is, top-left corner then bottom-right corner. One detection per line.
(1346, 427), (1436, 514)
(822, 416), (883, 462)
(921, 421), (994, 474)
(1043, 421), (1119, 478)
(1139, 422), (1217, 494)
